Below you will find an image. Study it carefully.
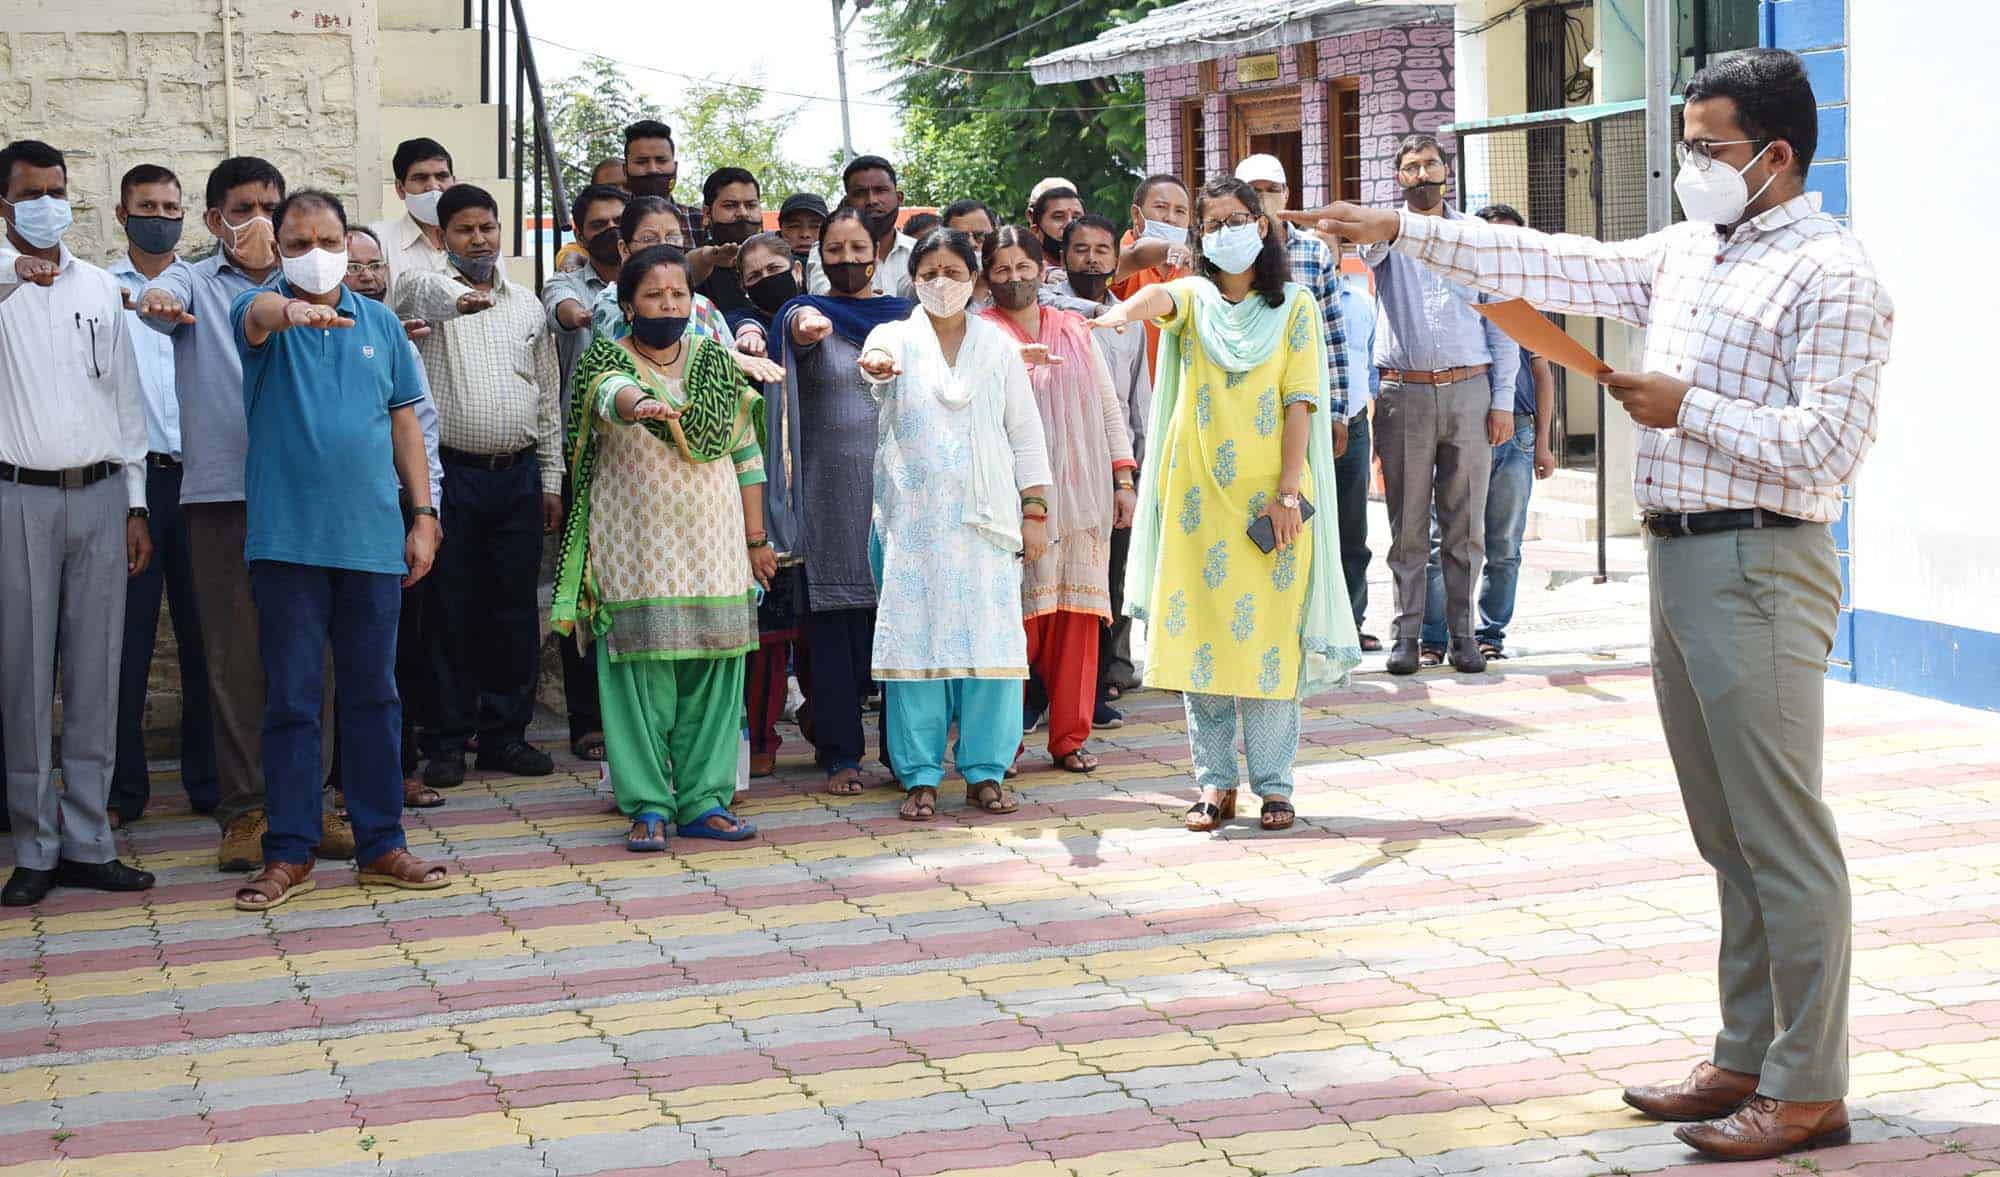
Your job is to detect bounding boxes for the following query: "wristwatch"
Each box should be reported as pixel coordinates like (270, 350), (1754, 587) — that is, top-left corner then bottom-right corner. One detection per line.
(127, 507), (149, 520)
(1277, 491), (1301, 510)
(411, 505), (439, 519)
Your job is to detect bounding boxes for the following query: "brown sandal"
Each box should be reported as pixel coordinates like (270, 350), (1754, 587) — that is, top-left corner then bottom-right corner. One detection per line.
(234, 860), (316, 912)
(965, 780), (1019, 814)
(404, 777), (446, 808)
(1055, 749), (1099, 773)
(1184, 789), (1238, 832)
(1259, 798), (1296, 831)
(356, 848), (450, 890)
(899, 786), (938, 821)
(826, 767), (867, 796)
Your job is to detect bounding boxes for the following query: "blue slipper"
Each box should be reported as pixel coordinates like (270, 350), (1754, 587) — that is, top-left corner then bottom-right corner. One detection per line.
(675, 806), (757, 842)
(625, 811), (670, 853)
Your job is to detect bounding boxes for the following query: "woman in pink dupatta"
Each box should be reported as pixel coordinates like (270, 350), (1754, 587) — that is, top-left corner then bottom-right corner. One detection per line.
(979, 226), (1136, 772)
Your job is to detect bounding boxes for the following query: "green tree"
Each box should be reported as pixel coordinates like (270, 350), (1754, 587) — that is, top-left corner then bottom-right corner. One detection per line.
(867, 0), (1172, 219)
(543, 55), (649, 203)
(671, 80), (840, 204)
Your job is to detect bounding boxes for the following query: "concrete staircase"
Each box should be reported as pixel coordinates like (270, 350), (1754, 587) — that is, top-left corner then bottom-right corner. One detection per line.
(1525, 468), (1605, 543)
(375, 0), (536, 285)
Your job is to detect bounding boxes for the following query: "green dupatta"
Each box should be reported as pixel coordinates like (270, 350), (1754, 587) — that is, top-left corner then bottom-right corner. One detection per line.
(551, 336), (766, 645)
(1124, 278), (1361, 697)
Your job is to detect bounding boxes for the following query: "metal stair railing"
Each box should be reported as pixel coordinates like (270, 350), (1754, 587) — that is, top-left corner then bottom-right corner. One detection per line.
(465, 0), (569, 290)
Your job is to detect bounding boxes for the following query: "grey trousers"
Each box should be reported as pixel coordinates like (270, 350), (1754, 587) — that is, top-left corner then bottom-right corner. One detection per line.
(1375, 375), (1492, 641)
(185, 501), (331, 829)
(1649, 522), (1850, 1102)
(0, 477), (126, 870)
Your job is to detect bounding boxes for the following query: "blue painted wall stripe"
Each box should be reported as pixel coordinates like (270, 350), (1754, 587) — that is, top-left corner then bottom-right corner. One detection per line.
(1851, 610), (2000, 713)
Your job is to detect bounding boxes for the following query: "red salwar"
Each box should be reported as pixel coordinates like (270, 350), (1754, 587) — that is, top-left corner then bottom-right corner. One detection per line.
(1025, 610), (1101, 759)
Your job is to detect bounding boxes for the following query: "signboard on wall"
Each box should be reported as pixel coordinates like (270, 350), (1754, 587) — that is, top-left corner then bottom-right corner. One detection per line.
(1236, 54), (1280, 84)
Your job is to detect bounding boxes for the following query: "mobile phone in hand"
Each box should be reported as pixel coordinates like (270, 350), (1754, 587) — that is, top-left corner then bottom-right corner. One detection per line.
(1247, 494), (1316, 554)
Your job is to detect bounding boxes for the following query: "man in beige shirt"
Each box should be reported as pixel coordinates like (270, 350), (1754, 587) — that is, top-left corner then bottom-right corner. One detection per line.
(391, 184), (561, 788)
(368, 137), (455, 292)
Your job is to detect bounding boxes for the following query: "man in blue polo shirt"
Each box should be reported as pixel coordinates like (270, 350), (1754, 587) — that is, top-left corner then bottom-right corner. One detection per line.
(225, 189), (448, 912)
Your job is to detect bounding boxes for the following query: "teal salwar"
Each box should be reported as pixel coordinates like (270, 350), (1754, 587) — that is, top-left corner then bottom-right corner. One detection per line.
(884, 678), (1024, 789)
(1183, 692), (1299, 799)
(597, 642), (744, 825)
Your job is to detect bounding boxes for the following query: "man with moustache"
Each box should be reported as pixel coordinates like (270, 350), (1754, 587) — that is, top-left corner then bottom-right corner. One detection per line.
(1359, 134), (1516, 677)
(806, 155), (914, 299)
(621, 119), (703, 243)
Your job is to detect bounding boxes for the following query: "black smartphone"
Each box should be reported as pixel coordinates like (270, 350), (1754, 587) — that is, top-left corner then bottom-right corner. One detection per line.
(1246, 494), (1316, 554)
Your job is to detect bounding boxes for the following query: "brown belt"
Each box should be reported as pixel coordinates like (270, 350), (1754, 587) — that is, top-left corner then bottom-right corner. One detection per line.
(1380, 364), (1490, 386)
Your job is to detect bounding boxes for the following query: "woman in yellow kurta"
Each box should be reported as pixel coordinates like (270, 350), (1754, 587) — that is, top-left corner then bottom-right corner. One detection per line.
(1091, 176), (1361, 834)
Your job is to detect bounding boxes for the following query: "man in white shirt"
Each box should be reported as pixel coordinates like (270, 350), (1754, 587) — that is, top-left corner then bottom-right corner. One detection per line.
(805, 155), (916, 299)
(107, 163), (219, 829)
(0, 139), (157, 906)
(367, 137), (455, 291)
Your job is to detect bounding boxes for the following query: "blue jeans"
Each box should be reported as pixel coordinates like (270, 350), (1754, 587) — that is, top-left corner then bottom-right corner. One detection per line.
(111, 460), (218, 818)
(251, 561), (406, 866)
(1332, 410), (1374, 629)
(1423, 416), (1536, 649)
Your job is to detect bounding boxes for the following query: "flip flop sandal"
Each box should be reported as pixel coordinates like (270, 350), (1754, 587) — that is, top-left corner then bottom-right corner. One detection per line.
(357, 848), (451, 890)
(965, 780), (1019, 814)
(572, 733), (608, 761)
(825, 767), (866, 796)
(1479, 642), (1507, 660)
(625, 811), (670, 853)
(1260, 798), (1296, 832)
(1419, 647), (1446, 668)
(1183, 789), (1237, 832)
(404, 779), (447, 809)
(235, 860), (316, 912)
(899, 786), (938, 821)
(1055, 749), (1099, 773)
(676, 806), (757, 841)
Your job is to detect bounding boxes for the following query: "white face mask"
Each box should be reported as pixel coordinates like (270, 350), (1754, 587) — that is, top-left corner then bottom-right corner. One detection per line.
(915, 275), (974, 318)
(404, 188), (445, 227)
(1139, 218), (1188, 247)
(282, 247), (349, 296)
(1673, 140), (1777, 226)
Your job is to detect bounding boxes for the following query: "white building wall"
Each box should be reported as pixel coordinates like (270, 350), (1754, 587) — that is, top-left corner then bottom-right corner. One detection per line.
(1847, 2), (2000, 634)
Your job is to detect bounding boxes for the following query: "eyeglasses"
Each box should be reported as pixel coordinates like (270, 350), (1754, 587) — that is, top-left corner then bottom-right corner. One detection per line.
(345, 261), (388, 276)
(1396, 160), (1449, 179)
(1197, 212), (1261, 236)
(1675, 138), (1767, 172)
(634, 234), (688, 249)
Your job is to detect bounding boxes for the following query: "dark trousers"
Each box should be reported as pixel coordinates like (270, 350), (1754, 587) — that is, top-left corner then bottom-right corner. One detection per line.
(112, 460), (218, 819)
(251, 561), (406, 867)
(332, 499), (433, 784)
(801, 606), (886, 775)
(1096, 524), (1138, 696)
(429, 456), (542, 757)
(1333, 409), (1375, 630)
(557, 473), (601, 746)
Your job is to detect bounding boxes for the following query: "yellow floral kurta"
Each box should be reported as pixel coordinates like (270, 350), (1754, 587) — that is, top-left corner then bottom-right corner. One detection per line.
(1146, 279), (1322, 699)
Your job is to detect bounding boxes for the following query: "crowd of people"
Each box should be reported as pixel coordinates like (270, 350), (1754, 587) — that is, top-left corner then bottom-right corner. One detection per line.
(0, 46), (1898, 1162)
(0, 116), (1568, 908)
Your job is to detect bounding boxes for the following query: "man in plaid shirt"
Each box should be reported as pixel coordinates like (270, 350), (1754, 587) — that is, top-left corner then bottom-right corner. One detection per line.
(1301, 49), (1892, 1162)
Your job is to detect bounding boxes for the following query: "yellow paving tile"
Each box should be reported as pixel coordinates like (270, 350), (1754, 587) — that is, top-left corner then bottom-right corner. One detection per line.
(215, 1127), (369, 1176)
(368, 1111), (524, 1159)
(510, 1093), (670, 1141)
(660, 1076), (813, 1122)
(456, 1011), (597, 1050)
(323, 1027), (464, 1067)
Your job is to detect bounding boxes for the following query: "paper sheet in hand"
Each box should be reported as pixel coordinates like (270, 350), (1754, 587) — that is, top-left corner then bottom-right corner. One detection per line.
(1471, 299), (1612, 381)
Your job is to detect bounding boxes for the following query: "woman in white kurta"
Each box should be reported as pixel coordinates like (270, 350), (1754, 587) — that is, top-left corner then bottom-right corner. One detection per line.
(857, 229), (1052, 822)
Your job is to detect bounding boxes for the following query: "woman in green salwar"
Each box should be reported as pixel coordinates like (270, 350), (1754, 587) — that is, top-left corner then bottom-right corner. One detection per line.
(553, 245), (779, 850)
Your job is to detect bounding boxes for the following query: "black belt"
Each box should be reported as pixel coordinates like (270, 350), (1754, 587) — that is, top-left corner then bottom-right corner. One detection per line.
(146, 452), (181, 470)
(1643, 507), (1806, 539)
(0, 460), (119, 489)
(439, 444), (535, 471)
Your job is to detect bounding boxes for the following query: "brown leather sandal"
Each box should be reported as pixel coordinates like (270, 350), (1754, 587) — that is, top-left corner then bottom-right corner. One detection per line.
(356, 848), (450, 890)
(234, 860), (316, 912)
(899, 786), (938, 821)
(826, 767), (867, 796)
(965, 780), (1019, 814)
(1259, 798), (1296, 831)
(1184, 789), (1238, 832)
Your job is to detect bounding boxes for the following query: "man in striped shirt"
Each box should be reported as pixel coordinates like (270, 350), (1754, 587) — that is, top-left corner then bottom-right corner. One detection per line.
(1302, 49), (1891, 1161)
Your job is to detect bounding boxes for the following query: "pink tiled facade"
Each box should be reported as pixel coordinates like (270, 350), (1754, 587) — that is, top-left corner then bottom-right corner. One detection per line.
(1142, 21), (1455, 207)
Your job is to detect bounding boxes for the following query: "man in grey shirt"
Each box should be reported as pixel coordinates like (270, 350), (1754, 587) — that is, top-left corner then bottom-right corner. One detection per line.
(135, 157), (350, 871)
(1362, 134), (1518, 677)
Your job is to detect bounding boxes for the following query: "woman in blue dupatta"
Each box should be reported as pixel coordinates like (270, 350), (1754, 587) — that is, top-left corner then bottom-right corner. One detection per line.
(1090, 176), (1361, 834)
(765, 209), (915, 797)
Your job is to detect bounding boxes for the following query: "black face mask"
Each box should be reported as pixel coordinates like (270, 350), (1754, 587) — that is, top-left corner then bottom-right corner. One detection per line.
(991, 278), (1038, 311)
(585, 227), (622, 268)
(125, 214), (184, 255)
(747, 270), (799, 315)
(628, 172), (676, 200)
(792, 247), (813, 264)
(823, 260), (874, 295)
(1040, 233), (1066, 260)
(862, 207), (898, 243)
(1067, 268), (1109, 302)
(629, 311), (689, 350)
(707, 218), (756, 246)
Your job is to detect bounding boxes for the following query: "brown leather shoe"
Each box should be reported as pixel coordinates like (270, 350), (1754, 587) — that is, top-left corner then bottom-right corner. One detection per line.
(1676, 1095), (1850, 1160)
(319, 812), (356, 861)
(218, 811), (269, 872)
(1623, 1061), (1759, 1122)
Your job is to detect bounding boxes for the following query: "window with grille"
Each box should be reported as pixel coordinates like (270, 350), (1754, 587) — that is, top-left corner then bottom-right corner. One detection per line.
(1181, 101), (1206, 188)
(1330, 77), (1361, 203)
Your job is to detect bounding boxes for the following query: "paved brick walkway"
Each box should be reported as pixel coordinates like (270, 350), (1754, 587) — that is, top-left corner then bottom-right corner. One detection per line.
(3, 654), (1997, 1176)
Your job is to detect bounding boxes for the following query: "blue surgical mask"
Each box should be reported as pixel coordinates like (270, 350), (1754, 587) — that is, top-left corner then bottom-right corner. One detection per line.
(6, 195), (72, 249)
(1201, 221), (1264, 275)
(1139, 218), (1188, 247)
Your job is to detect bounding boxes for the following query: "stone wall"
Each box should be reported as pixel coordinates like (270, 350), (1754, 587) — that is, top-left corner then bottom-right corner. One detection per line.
(1142, 21), (1456, 207)
(0, 0), (384, 268)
